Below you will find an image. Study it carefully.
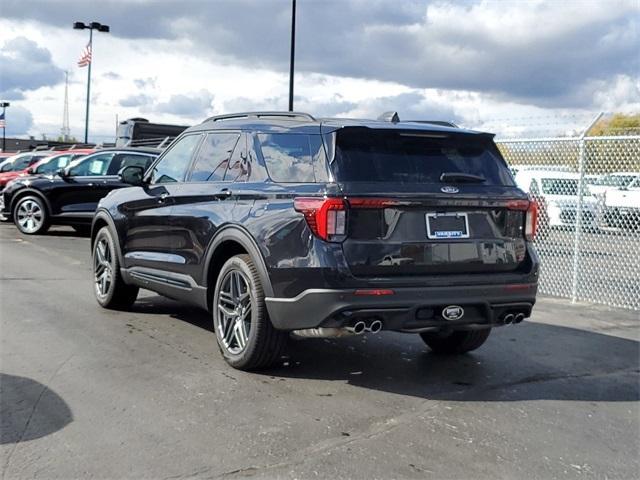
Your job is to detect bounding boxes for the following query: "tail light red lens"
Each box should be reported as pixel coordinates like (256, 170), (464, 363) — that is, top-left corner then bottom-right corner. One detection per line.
(506, 198), (539, 241)
(525, 200), (539, 241)
(294, 197), (346, 241)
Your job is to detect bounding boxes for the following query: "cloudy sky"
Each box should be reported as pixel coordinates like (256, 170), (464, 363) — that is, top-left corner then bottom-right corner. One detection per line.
(1, 0), (638, 141)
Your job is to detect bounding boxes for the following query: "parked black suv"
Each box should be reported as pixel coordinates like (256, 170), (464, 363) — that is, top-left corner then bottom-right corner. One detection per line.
(0, 147), (159, 234)
(91, 112), (539, 370)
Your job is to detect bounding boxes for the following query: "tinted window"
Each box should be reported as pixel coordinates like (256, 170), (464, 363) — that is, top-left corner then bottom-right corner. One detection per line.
(189, 133), (239, 182)
(11, 155), (40, 171)
(150, 135), (201, 184)
(35, 154), (72, 174)
(108, 153), (156, 175)
(332, 129), (514, 186)
(68, 153), (115, 176)
(259, 134), (316, 182)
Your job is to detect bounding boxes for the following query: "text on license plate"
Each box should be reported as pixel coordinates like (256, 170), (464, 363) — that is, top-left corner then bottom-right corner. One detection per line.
(426, 212), (470, 239)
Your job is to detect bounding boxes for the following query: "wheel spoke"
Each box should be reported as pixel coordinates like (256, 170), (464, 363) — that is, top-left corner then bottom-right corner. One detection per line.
(234, 319), (247, 349)
(218, 303), (236, 318)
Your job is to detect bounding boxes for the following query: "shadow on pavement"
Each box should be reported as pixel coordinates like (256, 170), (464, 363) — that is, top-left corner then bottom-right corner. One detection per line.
(128, 295), (639, 403)
(0, 373), (73, 445)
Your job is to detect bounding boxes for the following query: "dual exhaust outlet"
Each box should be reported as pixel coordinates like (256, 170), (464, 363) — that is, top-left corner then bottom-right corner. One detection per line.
(292, 319), (383, 339)
(502, 312), (525, 325)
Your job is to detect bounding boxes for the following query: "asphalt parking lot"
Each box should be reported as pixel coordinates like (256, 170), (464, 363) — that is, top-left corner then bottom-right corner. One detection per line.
(1, 223), (639, 480)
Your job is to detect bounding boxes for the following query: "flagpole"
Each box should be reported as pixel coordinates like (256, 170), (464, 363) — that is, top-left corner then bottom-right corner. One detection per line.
(84, 27), (93, 144)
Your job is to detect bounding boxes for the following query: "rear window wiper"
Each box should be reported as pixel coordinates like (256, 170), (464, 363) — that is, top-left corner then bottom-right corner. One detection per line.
(440, 172), (486, 183)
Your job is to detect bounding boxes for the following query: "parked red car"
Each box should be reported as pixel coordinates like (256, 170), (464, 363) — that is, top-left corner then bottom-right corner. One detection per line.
(0, 152), (54, 188)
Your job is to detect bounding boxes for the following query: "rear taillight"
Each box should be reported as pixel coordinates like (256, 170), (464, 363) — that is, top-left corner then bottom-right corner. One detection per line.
(506, 198), (538, 241)
(525, 200), (538, 241)
(294, 197), (346, 242)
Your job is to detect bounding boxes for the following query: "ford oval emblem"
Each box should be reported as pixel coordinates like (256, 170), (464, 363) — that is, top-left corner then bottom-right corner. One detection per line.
(442, 305), (464, 321)
(441, 186), (459, 194)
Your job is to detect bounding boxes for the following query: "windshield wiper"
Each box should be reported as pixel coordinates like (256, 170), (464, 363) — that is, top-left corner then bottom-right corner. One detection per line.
(440, 172), (486, 183)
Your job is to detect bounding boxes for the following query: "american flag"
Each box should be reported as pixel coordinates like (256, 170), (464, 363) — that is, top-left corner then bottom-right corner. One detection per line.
(0, 111), (5, 128)
(77, 42), (92, 68)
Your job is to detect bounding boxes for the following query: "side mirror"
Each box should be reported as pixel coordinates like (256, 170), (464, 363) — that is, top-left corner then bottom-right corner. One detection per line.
(58, 167), (70, 178)
(26, 167), (35, 174)
(119, 165), (145, 186)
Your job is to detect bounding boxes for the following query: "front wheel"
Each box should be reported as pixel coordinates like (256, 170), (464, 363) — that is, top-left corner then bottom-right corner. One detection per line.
(13, 196), (49, 234)
(93, 227), (139, 310)
(420, 328), (491, 354)
(212, 254), (287, 370)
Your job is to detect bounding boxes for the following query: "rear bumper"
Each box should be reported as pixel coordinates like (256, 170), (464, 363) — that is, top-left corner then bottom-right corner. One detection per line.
(265, 282), (537, 331)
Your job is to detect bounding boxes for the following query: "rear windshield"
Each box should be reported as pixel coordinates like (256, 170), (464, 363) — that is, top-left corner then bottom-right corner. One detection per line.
(332, 129), (514, 186)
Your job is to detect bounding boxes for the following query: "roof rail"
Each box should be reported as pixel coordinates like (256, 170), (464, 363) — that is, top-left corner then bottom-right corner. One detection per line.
(408, 120), (459, 128)
(203, 111), (316, 123)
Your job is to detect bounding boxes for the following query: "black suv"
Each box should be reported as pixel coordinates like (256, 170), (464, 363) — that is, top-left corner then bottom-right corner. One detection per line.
(91, 112), (539, 370)
(1, 147), (159, 234)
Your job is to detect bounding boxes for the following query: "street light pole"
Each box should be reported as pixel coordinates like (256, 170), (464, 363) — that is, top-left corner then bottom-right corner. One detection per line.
(84, 26), (93, 144)
(0, 102), (9, 152)
(288, 0), (296, 112)
(74, 21), (110, 144)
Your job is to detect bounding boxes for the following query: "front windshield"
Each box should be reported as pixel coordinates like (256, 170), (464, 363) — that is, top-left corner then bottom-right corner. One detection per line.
(0, 158), (14, 172)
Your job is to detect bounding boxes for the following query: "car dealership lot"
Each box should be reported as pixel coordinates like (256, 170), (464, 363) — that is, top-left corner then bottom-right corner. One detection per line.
(1, 224), (638, 479)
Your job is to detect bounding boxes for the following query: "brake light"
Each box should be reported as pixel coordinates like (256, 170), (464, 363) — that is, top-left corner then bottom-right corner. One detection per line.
(506, 199), (538, 241)
(294, 197), (346, 241)
(525, 200), (539, 241)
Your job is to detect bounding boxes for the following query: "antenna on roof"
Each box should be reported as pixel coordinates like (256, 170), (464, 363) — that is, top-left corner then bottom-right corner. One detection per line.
(378, 111), (400, 123)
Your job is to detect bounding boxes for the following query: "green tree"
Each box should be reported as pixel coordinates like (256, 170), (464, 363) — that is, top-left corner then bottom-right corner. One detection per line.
(589, 113), (640, 136)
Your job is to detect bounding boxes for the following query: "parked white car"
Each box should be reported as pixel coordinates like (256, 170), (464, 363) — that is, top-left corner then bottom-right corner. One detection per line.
(601, 176), (640, 230)
(513, 170), (599, 229)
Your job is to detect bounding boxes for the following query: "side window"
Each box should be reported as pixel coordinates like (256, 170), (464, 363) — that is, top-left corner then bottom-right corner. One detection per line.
(529, 179), (540, 195)
(149, 135), (201, 184)
(108, 154), (156, 175)
(189, 133), (240, 182)
(12, 156), (33, 171)
(68, 153), (115, 176)
(258, 134), (316, 183)
(226, 134), (268, 183)
(36, 154), (71, 174)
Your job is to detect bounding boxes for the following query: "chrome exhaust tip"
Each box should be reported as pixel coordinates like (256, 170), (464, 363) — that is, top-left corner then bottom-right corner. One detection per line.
(369, 320), (383, 334)
(513, 313), (525, 323)
(347, 321), (367, 335)
(503, 313), (514, 325)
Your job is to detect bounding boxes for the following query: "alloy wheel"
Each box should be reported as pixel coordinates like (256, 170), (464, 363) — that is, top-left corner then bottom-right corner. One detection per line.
(16, 199), (44, 233)
(94, 238), (113, 298)
(216, 270), (252, 355)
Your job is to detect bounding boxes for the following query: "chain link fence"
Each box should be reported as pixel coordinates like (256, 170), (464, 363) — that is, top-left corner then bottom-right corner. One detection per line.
(491, 114), (639, 310)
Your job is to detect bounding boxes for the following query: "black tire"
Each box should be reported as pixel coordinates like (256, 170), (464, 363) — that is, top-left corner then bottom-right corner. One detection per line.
(212, 254), (287, 370)
(13, 196), (50, 235)
(93, 226), (139, 310)
(420, 328), (491, 354)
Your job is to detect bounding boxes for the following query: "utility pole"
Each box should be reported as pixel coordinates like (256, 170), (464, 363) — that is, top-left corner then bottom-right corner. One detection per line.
(61, 71), (70, 141)
(288, 0), (296, 111)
